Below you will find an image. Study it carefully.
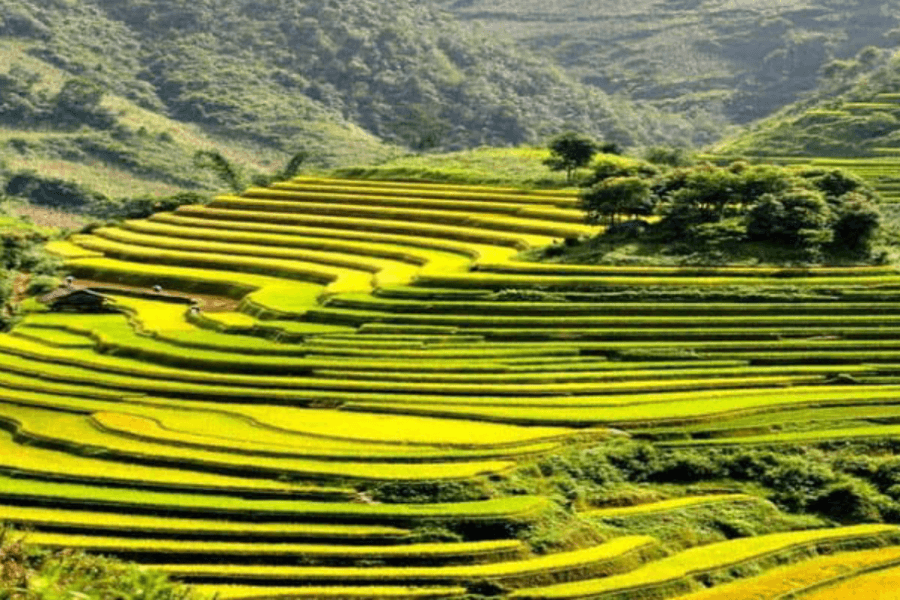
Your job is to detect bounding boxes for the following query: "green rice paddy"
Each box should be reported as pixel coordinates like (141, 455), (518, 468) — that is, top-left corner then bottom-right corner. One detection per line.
(9, 175), (900, 599)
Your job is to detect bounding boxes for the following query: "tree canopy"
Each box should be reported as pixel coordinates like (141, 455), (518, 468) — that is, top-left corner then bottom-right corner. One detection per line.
(543, 132), (598, 182)
(578, 158), (883, 260)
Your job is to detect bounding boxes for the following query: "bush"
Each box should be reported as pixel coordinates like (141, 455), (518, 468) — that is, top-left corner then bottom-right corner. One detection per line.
(809, 481), (884, 523)
(0, 529), (197, 600)
(26, 275), (60, 295)
(652, 451), (727, 483)
(830, 193), (881, 254)
(367, 480), (488, 504)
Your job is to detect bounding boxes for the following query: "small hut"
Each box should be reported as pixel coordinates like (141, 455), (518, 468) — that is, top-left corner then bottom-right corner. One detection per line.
(38, 287), (116, 313)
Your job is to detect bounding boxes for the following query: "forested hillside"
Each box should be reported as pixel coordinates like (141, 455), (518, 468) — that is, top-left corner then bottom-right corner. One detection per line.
(0, 0), (699, 201)
(437, 0), (900, 140)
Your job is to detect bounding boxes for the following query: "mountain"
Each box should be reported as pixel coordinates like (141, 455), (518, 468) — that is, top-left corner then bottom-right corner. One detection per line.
(0, 0), (705, 204)
(435, 0), (900, 140)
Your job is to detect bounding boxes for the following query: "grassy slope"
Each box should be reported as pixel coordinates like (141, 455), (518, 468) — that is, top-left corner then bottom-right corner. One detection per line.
(0, 38), (393, 200)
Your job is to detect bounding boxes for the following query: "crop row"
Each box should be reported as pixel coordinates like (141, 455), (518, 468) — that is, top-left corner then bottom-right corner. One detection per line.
(194, 585), (467, 599)
(326, 292), (900, 316)
(0, 370), (574, 450)
(0, 333), (830, 398)
(582, 495), (761, 519)
(92, 227), (410, 279)
(207, 195), (590, 240)
(244, 186), (585, 223)
(341, 385), (900, 427)
(413, 271), (900, 290)
(173, 205), (538, 249)
(280, 177), (581, 206)
(0, 470), (551, 524)
(641, 546), (900, 600)
(475, 262), (899, 278)
(18, 531), (527, 566)
(0, 425), (348, 498)
(0, 504), (411, 543)
(147, 536), (660, 588)
(510, 525), (900, 599)
(150, 212), (518, 264)
(0, 399), (519, 480)
(122, 218), (470, 270)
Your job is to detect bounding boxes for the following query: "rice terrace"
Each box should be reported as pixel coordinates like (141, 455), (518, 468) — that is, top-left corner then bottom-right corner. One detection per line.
(0, 163), (899, 599)
(10, 0), (900, 598)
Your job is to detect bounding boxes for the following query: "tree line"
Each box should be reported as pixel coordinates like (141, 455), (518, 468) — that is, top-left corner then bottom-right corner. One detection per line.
(544, 132), (882, 261)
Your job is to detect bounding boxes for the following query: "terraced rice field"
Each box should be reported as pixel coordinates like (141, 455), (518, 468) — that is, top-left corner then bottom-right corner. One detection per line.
(8, 176), (900, 598)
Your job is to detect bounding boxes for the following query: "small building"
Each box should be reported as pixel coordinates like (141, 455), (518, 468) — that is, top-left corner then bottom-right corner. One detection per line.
(38, 287), (116, 313)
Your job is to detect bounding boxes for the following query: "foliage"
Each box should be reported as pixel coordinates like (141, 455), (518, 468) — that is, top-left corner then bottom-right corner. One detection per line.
(0, 529), (198, 600)
(436, 0), (900, 142)
(580, 177), (653, 226)
(0, 0), (691, 153)
(571, 156), (884, 262)
(643, 146), (694, 167)
(51, 78), (115, 130)
(193, 151), (244, 194)
(543, 132), (598, 182)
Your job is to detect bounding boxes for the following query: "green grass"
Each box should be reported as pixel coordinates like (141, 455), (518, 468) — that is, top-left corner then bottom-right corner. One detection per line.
(330, 147), (578, 188)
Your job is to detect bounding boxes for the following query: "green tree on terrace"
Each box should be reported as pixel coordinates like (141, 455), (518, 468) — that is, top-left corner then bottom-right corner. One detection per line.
(544, 132), (598, 182)
(576, 157), (884, 260)
(580, 176), (653, 226)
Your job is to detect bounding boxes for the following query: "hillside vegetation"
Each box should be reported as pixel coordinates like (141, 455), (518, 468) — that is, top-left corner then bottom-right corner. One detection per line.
(437, 0), (900, 140)
(0, 0), (701, 207)
(714, 49), (900, 158)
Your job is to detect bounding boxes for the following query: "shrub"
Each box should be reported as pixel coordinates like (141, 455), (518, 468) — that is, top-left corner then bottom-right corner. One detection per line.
(0, 529), (197, 600)
(809, 481), (884, 523)
(26, 275), (60, 296)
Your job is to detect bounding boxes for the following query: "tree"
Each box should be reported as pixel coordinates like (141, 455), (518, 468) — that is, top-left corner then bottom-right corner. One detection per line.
(544, 132), (598, 182)
(746, 188), (831, 247)
(280, 150), (310, 180)
(193, 150), (244, 193)
(830, 193), (881, 254)
(580, 176), (652, 226)
(643, 146), (692, 167)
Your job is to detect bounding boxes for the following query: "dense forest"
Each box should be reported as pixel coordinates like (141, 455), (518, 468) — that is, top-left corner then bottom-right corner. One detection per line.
(437, 0), (900, 139)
